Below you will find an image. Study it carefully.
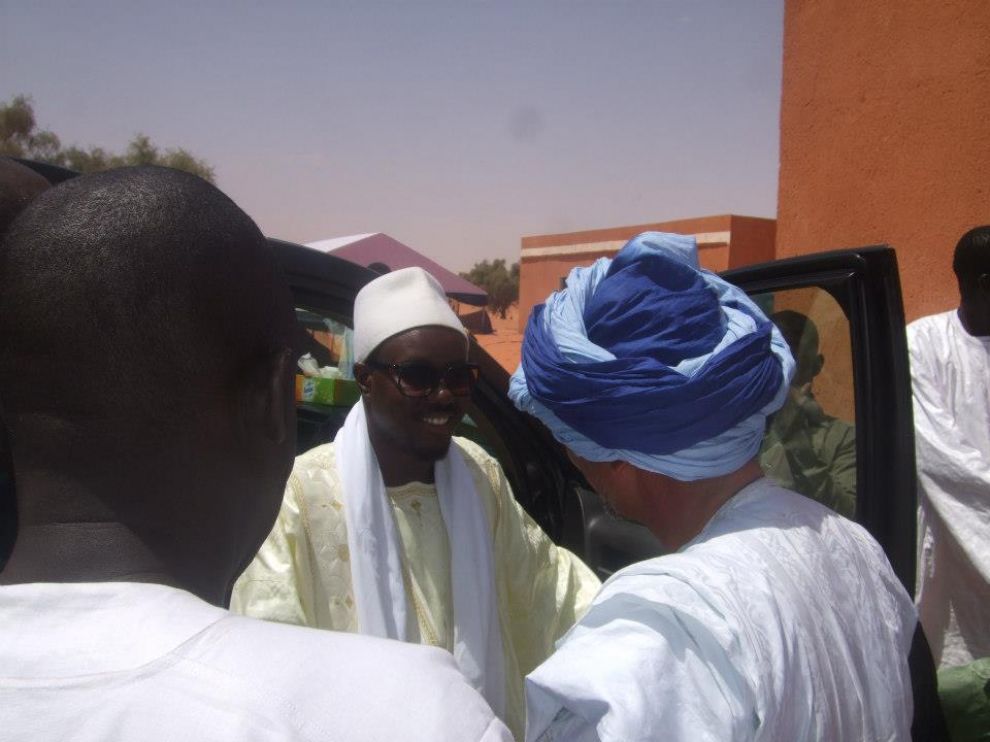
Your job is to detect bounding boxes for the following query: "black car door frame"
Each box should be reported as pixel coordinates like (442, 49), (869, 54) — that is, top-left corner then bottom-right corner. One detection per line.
(723, 245), (917, 594)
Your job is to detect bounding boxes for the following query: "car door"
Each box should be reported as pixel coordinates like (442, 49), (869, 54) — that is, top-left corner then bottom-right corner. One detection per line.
(564, 245), (918, 593)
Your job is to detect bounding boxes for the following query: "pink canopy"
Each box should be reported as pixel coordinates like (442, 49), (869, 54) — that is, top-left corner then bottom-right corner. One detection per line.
(306, 233), (489, 307)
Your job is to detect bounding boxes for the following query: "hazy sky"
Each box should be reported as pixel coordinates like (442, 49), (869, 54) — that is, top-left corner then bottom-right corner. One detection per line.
(2, 0), (784, 272)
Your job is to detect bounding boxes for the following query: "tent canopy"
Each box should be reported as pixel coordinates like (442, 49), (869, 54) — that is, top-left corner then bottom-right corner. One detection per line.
(306, 233), (489, 307)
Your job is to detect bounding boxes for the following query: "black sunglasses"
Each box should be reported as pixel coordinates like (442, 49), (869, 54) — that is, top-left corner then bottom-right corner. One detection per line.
(365, 360), (480, 398)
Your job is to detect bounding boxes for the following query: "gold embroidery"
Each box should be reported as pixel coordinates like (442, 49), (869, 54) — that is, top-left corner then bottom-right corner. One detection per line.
(403, 562), (442, 648)
(337, 544), (349, 562)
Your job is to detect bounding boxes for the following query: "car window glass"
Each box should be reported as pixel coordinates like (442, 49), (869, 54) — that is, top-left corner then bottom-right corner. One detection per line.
(291, 306), (508, 467)
(292, 307), (356, 454)
(754, 286), (858, 518)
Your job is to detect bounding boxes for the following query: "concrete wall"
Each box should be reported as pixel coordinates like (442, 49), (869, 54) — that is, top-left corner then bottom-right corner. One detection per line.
(777, 0), (990, 322)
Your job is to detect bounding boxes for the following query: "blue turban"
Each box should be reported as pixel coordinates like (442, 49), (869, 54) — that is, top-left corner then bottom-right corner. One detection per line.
(508, 232), (795, 481)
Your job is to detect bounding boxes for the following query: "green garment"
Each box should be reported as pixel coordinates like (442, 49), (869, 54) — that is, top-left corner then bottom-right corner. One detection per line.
(940, 658), (990, 741)
(760, 391), (857, 518)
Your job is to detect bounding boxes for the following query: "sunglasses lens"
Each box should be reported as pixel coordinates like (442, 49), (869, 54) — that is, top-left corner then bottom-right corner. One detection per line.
(386, 362), (479, 397)
(395, 364), (439, 397)
(444, 365), (479, 396)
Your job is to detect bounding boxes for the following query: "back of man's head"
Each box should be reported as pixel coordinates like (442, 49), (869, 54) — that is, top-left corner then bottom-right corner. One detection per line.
(510, 232), (794, 484)
(953, 226), (990, 291)
(0, 166), (296, 601)
(952, 225), (990, 336)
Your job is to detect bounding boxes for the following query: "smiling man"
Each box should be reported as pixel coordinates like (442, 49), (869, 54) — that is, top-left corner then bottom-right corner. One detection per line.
(233, 267), (599, 739)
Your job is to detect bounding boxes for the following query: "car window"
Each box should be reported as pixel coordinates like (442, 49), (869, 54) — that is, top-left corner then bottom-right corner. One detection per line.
(754, 286), (858, 518)
(723, 247), (916, 592)
(292, 307), (356, 455)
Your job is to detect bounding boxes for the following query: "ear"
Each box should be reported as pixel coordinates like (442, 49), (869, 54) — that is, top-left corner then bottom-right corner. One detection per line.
(609, 459), (637, 482)
(267, 348), (295, 444)
(353, 361), (373, 395)
(812, 353), (824, 377)
(238, 348), (295, 445)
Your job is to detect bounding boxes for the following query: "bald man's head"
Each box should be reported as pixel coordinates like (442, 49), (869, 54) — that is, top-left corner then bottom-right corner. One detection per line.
(0, 166), (297, 601)
(1, 166), (292, 422)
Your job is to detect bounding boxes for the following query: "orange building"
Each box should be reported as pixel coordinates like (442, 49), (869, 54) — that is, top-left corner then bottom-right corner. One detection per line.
(776, 0), (990, 322)
(497, 1), (987, 370)
(518, 215), (776, 333)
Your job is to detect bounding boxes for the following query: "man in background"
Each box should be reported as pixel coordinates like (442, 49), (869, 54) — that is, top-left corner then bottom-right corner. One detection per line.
(760, 309), (856, 517)
(0, 166), (510, 741)
(909, 225), (990, 739)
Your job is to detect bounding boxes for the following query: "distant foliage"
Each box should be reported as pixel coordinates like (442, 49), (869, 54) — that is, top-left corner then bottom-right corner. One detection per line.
(0, 95), (215, 182)
(461, 258), (519, 318)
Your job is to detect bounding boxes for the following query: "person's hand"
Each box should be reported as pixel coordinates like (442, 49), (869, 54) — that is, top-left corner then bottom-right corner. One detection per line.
(788, 382), (812, 405)
(772, 383), (822, 436)
(791, 383), (825, 422)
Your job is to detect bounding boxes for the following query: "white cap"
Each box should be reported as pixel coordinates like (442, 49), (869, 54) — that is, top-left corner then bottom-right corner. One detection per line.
(353, 267), (467, 362)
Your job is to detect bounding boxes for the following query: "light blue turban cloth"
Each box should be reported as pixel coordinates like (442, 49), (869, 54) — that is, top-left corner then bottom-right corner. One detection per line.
(508, 232), (795, 481)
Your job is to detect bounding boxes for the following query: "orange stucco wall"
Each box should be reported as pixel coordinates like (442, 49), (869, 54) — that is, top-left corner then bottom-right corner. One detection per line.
(519, 215), (776, 332)
(777, 0), (990, 322)
(728, 215), (776, 269)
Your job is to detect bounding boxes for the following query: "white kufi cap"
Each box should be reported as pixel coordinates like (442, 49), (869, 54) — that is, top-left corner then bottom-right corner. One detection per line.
(353, 267), (467, 362)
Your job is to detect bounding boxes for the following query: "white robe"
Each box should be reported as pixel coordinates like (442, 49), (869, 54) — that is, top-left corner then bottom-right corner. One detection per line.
(908, 309), (990, 668)
(0, 581), (512, 742)
(525, 478), (917, 742)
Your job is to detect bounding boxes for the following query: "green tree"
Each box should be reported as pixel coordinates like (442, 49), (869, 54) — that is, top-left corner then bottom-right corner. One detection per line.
(460, 258), (520, 319)
(0, 95), (215, 182)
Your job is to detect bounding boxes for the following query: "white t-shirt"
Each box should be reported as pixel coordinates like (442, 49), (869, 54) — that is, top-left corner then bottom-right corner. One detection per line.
(0, 581), (512, 742)
(525, 478), (917, 742)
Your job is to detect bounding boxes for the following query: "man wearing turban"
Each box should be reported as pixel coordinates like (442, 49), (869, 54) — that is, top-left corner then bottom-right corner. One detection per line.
(233, 267), (600, 739)
(511, 233), (921, 741)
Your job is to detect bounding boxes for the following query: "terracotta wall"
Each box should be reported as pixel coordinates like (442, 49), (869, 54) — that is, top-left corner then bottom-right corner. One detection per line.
(777, 0), (990, 322)
(728, 215), (777, 269)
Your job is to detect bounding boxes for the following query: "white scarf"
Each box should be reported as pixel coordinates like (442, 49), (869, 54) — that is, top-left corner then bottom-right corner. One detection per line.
(335, 400), (506, 717)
